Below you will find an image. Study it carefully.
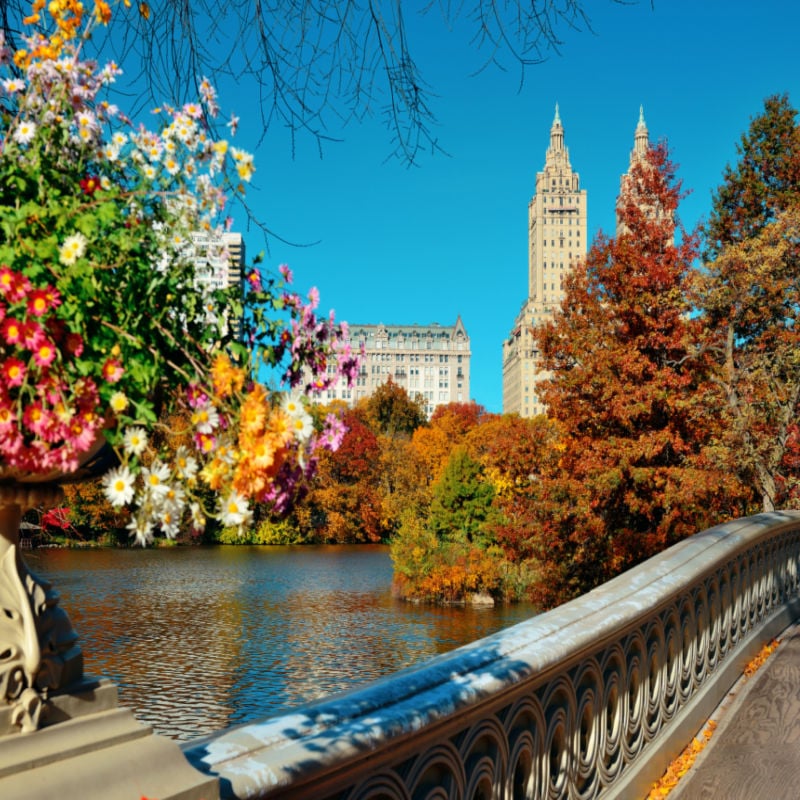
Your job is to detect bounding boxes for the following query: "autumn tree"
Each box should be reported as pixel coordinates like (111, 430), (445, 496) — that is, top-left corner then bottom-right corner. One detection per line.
(409, 402), (486, 489)
(361, 379), (427, 439)
(296, 409), (384, 542)
(537, 142), (752, 589)
(695, 96), (800, 511)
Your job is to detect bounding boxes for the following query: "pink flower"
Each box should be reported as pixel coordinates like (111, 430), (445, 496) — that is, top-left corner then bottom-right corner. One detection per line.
(194, 431), (216, 454)
(21, 320), (43, 349)
(0, 267), (30, 303)
(22, 402), (49, 437)
(246, 269), (262, 291)
(68, 418), (97, 453)
(33, 338), (57, 368)
(1, 317), (22, 345)
(1, 356), (26, 387)
(0, 265), (14, 297)
(65, 332), (84, 357)
(101, 358), (124, 383)
(186, 382), (209, 409)
(0, 400), (16, 431)
(278, 264), (293, 284)
(27, 287), (58, 316)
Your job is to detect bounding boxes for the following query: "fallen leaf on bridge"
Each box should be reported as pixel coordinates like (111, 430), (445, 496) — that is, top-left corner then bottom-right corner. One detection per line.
(646, 637), (781, 798)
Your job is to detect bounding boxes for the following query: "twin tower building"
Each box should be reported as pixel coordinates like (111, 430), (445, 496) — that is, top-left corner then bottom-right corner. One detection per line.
(502, 104), (651, 418)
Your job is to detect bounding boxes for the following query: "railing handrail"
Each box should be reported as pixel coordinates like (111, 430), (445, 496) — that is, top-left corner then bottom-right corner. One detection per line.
(185, 511), (800, 799)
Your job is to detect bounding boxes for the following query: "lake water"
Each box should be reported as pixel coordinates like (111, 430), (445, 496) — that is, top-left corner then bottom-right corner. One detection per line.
(31, 545), (539, 741)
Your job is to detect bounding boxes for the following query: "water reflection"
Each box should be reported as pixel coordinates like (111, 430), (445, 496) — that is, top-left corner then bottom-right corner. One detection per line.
(30, 545), (538, 740)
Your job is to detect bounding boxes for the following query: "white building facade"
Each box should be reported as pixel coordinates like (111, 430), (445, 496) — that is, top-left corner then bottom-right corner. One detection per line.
(320, 318), (471, 418)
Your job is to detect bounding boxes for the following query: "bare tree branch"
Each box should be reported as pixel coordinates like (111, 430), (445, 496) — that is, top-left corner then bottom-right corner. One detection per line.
(0, 0), (640, 164)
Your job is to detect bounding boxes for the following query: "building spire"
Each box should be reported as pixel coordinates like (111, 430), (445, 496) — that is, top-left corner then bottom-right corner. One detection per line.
(549, 102), (564, 153)
(634, 105), (649, 157)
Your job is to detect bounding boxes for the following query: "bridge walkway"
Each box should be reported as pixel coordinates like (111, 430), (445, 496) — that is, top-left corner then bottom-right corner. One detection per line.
(670, 622), (800, 800)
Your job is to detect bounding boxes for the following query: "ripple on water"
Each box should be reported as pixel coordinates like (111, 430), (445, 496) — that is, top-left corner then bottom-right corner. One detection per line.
(32, 545), (538, 740)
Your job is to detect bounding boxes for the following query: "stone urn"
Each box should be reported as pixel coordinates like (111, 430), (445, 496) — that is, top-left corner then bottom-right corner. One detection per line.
(0, 481), (86, 734)
(0, 441), (118, 735)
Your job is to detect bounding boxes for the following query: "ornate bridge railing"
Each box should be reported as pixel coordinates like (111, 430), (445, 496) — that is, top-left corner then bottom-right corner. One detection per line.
(184, 512), (800, 800)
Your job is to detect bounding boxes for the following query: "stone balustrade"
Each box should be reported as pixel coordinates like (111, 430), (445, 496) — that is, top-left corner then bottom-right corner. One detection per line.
(184, 512), (800, 799)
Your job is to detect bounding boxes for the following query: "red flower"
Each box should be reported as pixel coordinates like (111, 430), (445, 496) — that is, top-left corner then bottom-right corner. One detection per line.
(80, 175), (100, 195)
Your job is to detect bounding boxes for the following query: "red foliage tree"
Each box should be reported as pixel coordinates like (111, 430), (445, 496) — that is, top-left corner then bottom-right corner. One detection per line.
(536, 143), (752, 592)
(298, 409), (385, 542)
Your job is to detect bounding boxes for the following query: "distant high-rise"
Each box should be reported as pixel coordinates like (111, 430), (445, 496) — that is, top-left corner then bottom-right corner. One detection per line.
(502, 105), (588, 418)
(189, 231), (245, 293)
(189, 231), (245, 339)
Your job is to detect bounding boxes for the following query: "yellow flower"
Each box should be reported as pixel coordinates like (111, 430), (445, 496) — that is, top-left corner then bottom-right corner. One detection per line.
(267, 408), (293, 445)
(109, 391), (128, 413)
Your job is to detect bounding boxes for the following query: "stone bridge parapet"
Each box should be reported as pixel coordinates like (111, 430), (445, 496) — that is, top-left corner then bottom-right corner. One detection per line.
(184, 511), (800, 800)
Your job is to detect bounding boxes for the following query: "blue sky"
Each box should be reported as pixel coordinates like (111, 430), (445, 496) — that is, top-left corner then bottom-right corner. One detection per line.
(142, 2), (800, 412)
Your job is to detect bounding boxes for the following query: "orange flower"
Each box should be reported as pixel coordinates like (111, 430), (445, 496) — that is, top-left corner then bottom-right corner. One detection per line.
(238, 384), (268, 436)
(211, 352), (244, 399)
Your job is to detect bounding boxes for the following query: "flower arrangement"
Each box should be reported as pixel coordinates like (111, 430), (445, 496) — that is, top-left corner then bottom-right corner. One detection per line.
(0, 1), (358, 543)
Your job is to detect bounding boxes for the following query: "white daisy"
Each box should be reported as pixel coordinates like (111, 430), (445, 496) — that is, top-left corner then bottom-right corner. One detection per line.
(189, 501), (206, 529)
(281, 393), (304, 418)
(174, 446), (199, 481)
(158, 492), (185, 539)
(102, 465), (136, 507)
(58, 232), (87, 266)
(191, 401), (219, 434)
(3, 78), (25, 94)
(127, 512), (154, 547)
(12, 119), (36, 145)
(218, 491), (251, 528)
(123, 426), (148, 457)
(290, 409), (314, 442)
(141, 459), (171, 499)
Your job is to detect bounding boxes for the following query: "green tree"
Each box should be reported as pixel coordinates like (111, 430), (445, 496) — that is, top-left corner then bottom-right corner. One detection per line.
(704, 94), (800, 260)
(696, 207), (800, 511)
(429, 446), (496, 548)
(696, 96), (800, 511)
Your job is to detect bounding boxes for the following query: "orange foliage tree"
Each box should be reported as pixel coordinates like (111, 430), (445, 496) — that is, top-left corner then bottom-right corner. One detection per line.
(409, 402), (486, 488)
